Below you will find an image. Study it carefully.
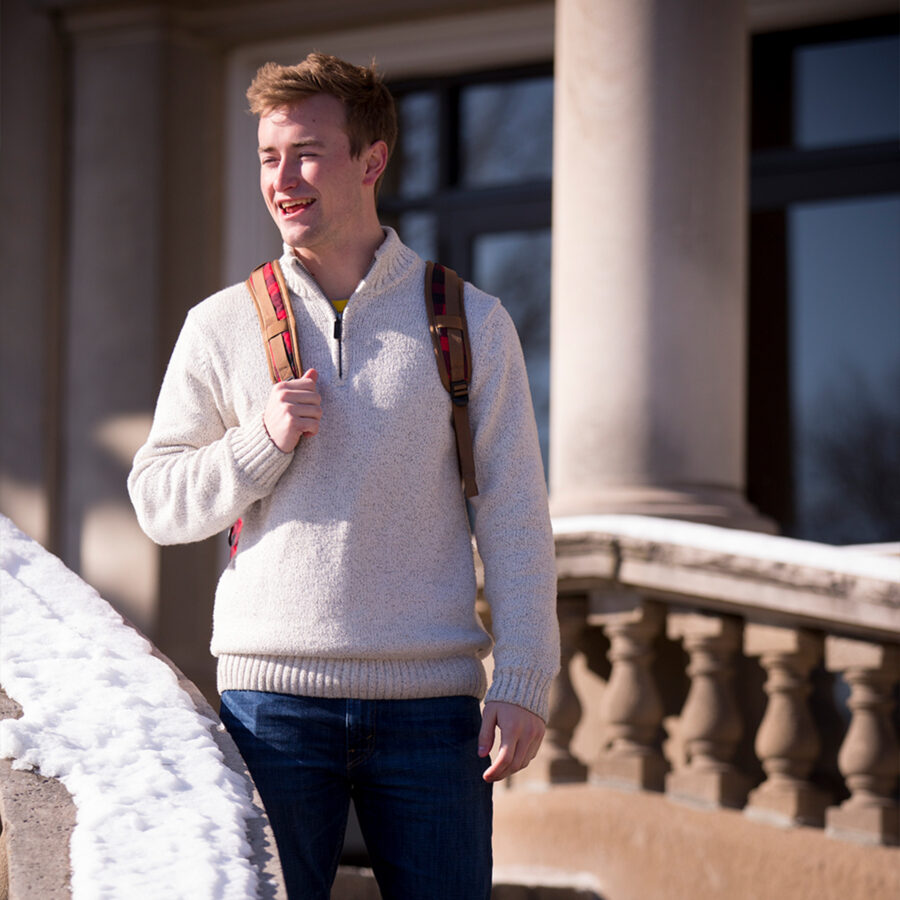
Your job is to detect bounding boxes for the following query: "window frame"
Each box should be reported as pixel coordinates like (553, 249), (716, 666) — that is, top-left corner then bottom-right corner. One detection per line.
(746, 14), (900, 537)
(378, 62), (554, 277)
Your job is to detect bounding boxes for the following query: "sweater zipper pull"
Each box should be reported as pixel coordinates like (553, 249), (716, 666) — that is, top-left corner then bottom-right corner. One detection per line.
(334, 315), (343, 378)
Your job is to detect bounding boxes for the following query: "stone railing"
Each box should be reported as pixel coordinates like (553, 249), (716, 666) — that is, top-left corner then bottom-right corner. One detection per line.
(0, 661), (287, 900)
(516, 516), (900, 848)
(0, 515), (287, 900)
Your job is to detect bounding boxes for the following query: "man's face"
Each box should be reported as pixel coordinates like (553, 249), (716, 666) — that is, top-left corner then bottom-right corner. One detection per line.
(258, 94), (372, 257)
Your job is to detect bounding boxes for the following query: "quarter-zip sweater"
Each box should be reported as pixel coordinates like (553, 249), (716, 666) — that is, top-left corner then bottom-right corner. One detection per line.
(128, 229), (559, 720)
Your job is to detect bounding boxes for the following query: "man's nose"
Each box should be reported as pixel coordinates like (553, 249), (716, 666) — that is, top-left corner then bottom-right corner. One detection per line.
(274, 159), (300, 192)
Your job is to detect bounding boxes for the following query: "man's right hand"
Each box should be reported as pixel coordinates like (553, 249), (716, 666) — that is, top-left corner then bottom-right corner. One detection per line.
(263, 368), (322, 452)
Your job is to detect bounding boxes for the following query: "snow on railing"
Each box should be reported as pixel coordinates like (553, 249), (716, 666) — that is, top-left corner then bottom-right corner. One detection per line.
(0, 515), (267, 898)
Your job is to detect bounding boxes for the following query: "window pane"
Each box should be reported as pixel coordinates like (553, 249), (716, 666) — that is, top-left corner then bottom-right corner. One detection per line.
(398, 212), (437, 262)
(795, 36), (900, 148)
(461, 78), (553, 187)
(472, 229), (551, 471)
(788, 195), (900, 543)
(384, 92), (440, 198)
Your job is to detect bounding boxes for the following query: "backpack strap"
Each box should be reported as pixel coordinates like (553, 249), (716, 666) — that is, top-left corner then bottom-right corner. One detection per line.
(247, 260), (302, 383)
(425, 261), (479, 499)
(230, 260), (302, 559)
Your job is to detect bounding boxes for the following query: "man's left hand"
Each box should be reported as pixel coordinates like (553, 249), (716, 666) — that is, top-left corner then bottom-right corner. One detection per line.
(478, 700), (545, 783)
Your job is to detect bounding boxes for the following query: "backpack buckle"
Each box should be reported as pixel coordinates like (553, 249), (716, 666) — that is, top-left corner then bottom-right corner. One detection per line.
(450, 379), (469, 407)
(228, 518), (243, 560)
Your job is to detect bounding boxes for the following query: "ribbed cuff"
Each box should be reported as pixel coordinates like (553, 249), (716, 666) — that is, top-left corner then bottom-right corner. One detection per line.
(230, 418), (292, 489)
(484, 666), (554, 722)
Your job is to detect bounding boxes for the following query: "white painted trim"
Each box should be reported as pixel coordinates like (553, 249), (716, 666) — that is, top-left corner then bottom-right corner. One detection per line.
(228, 5), (555, 80)
(222, 4), (555, 284)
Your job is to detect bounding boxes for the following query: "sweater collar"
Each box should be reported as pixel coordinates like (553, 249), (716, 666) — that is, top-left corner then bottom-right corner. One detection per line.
(278, 227), (419, 301)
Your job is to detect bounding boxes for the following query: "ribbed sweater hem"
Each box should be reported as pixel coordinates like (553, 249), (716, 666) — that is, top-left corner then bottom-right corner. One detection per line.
(217, 653), (488, 702)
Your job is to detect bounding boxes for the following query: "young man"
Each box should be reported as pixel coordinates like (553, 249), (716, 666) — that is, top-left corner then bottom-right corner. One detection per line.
(128, 53), (559, 899)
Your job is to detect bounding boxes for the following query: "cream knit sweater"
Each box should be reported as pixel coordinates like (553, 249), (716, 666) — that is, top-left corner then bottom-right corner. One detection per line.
(128, 229), (559, 720)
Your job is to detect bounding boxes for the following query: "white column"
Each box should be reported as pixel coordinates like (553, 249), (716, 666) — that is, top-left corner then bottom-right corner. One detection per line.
(0, 0), (64, 546)
(550, 0), (768, 529)
(59, 7), (222, 697)
(61, 12), (166, 629)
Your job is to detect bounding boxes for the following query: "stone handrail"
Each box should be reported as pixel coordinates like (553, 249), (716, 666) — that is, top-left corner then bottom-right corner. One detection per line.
(0, 511), (288, 900)
(518, 516), (900, 848)
(0, 638), (287, 900)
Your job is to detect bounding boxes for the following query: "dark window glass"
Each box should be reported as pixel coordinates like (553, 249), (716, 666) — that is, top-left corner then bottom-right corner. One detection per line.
(397, 211), (437, 262)
(472, 229), (552, 468)
(380, 65), (554, 474)
(748, 16), (899, 543)
(795, 35), (899, 149)
(788, 195), (900, 543)
(390, 92), (440, 197)
(460, 77), (553, 187)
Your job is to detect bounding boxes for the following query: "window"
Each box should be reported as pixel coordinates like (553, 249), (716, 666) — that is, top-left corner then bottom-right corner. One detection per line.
(748, 16), (900, 543)
(379, 65), (554, 469)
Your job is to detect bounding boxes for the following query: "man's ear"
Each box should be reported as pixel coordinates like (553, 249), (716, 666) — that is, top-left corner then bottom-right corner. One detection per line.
(362, 140), (389, 187)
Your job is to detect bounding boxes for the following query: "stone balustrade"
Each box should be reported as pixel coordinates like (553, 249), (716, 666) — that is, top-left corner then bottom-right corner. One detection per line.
(514, 516), (900, 848)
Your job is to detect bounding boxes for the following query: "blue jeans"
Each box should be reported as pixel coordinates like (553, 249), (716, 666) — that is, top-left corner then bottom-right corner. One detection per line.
(220, 692), (493, 900)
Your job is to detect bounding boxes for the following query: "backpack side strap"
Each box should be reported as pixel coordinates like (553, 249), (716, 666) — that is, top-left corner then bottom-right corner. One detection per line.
(425, 261), (479, 499)
(230, 260), (302, 559)
(247, 260), (302, 383)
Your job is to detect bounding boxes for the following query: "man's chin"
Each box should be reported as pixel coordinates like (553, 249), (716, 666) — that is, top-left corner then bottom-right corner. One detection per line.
(276, 223), (317, 252)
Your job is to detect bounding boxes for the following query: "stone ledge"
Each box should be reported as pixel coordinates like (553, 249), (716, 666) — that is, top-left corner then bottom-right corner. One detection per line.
(0, 632), (287, 900)
(0, 689), (74, 900)
(552, 516), (900, 640)
(140, 635), (287, 900)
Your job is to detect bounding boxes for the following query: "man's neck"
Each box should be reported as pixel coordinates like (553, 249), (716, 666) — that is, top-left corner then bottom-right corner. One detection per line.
(293, 225), (386, 302)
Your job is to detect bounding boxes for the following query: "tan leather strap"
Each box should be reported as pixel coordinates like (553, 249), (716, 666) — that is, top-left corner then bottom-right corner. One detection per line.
(247, 260), (301, 383)
(231, 260), (301, 560)
(425, 261), (479, 499)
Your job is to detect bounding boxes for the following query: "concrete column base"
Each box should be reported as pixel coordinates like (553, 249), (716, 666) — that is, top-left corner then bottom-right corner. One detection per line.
(667, 767), (751, 810)
(745, 779), (829, 828)
(550, 484), (775, 533)
(593, 750), (667, 793)
(826, 801), (900, 847)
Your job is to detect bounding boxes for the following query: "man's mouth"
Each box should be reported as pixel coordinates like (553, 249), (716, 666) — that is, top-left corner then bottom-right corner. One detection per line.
(279, 199), (315, 214)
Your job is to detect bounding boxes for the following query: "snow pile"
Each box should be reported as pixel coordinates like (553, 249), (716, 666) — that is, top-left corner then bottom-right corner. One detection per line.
(0, 515), (259, 899)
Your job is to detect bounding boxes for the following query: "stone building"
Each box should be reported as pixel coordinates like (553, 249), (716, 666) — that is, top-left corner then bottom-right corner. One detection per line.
(1, 1), (898, 896)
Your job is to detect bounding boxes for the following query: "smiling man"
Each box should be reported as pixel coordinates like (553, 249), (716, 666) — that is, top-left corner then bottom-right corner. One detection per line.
(128, 53), (559, 900)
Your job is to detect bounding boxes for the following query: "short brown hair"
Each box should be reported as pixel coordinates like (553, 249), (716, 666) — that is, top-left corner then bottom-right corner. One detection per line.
(247, 53), (398, 164)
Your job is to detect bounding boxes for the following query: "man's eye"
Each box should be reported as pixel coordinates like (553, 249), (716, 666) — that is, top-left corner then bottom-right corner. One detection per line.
(261, 157), (278, 166)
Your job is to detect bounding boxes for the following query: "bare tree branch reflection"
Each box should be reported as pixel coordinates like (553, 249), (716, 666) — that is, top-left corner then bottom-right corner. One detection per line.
(799, 364), (900, 544)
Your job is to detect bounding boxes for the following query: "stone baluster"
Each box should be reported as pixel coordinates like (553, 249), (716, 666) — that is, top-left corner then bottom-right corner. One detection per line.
(590, 594), (666, 791)
(666, 611), (749, 808)
(825, 637), (900, 846)
(744, 624), (828, 826)
(516, 595), (588, 786)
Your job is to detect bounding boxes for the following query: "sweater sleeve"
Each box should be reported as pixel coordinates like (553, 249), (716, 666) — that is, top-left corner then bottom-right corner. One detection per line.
(127, 308), (293, 546)
(467, 298), (560, 722)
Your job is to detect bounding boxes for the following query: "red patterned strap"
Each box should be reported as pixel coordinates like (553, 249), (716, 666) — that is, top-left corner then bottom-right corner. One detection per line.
(425, 262), (479, 499)
(230, 260), (303, 559)
(247, 261), (302, 383)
